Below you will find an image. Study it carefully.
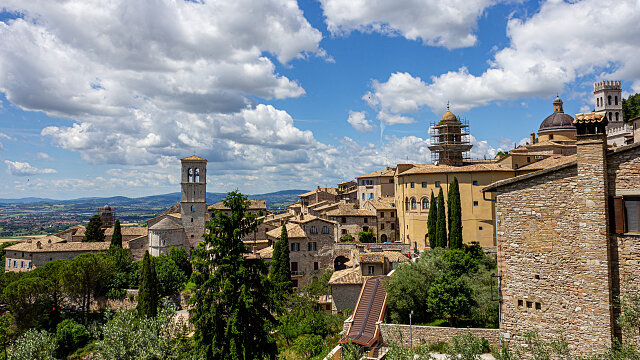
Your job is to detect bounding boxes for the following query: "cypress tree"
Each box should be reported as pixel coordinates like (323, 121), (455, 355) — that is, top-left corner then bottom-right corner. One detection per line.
(436, 187), (447, 248)
(83, 215), (105, 242)
(448, 177), (463, 249)
(270, 224), (292, 300)
(110, 219), (122, 249)
(427, 191), (437, 249)
(137, 251), (159, 318)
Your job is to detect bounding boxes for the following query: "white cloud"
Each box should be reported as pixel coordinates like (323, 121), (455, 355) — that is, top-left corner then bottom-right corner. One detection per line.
(0, 143), (4, 151)
(0, 132), (13, 141)
(319, 0), (500, 49)
(4, 160), (57, 176)
(36, 152), (53, 160)
(362, 0), (640, 117)
(347, 111), (376, 132)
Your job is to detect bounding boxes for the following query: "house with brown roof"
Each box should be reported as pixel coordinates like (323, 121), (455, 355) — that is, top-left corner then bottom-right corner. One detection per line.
(362, 199), (399, 242)
(326, 204), (377, 242)
(298, 186), (339, 213)
(357, 167), (396, 208)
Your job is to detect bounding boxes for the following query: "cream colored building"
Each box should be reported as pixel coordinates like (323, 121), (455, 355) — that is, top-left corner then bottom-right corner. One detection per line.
(357, 167), (395, 208)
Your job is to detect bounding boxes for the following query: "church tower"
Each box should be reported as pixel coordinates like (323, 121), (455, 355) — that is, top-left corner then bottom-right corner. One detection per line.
(594, 80), (623, 125)
(180, 155), (207, 248)
(428, 104), (472, 166)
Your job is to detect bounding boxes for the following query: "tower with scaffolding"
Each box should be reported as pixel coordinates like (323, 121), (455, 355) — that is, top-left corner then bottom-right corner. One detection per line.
(428, 104), (472, 166)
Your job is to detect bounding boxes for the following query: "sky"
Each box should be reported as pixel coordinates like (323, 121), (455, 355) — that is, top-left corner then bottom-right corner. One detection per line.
(0, 0), (640, 199)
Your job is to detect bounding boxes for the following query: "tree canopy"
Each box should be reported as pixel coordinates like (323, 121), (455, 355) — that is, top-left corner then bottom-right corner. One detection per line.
(270, 224), (292, 309)
(110, 219), (122, 249)
(623, 93), (640, 122)
(427, 190), (437, 249)
(435, 187), (447, 248)
(137, 251), (159, 318)
(83, 215), (105, 242)
(448, 177), (463, 249)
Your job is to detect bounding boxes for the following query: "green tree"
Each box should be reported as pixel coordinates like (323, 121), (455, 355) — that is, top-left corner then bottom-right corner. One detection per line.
(2, 277), (53, 331)
(623, 93), (640, 122)
(0, 313), (16, 359)
(190, 191), (277, 360)
(427, 273), (475, 327)
(448, 177), (463, 249)
(271, 224), (292, 303)
(61, 253), (114, 324)
(110, 219), (122, 249)
(7, 329), (55, 360)
(155, 255), (187, 297)
(168, 246), (192, 280)
(105, 247), (137, 298)
(358, 230), (374, 243)
(427, 191), (437, 249)
(292, 334), (324, 358)
(340, 234), (355, 242)
(28, 259), (69, 327)
(55, 319), (89, 358)
(137, 251), (159, 318)
(83, 214), (105, 242)
(436, 187), (447, 248)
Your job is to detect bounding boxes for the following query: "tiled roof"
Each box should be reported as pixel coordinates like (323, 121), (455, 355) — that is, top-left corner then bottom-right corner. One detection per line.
(208, 200), (266, 210)
(105, 227), (148, 236)
(313, 203), (340, 212)
(5, 239), (111, 253)
(380, 251), (409, 263)
(149, 216), (183, 231)
(365, 199), (396, 210)
(288, 203), (302, 208)
(359, 253), (385, 263)
(516, 155), (576, 171)
(358, 167), (396, 178)
(266, 223), (306, 239)
(181, 155), (207, 161)
(398, 163), (514, 176)
(326, 204), (375, 217)
(329, 267), (363, 285)
(298, 187), (339, 198)
(292, 214), (337, 224)
(256, 246), (274, 260)
(574, 111), (607, 124)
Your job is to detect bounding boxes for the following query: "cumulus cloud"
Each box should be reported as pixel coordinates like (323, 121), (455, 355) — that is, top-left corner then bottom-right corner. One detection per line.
(347, 111), (376, 132)
(4, 160), (57, 176)
(319, 0), (499, 49)
(362, 0), (640, 118)
(36, 152), (53, 160)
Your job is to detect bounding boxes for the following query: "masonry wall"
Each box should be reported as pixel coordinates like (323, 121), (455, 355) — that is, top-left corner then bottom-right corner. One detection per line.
(333, 216), (377, 241)
(331, 284), (362, 313)
(496, 160), (613, 353)
(379, 324), (499, 347)
(286, 219), (335, 287)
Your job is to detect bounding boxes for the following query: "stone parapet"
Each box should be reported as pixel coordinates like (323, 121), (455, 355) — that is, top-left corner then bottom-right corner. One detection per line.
(379, 323), (500, 347)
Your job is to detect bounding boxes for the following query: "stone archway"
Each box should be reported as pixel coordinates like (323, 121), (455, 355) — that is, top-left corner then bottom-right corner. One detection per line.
(334, 256), (349, 271)
(380, 234), (388, 242)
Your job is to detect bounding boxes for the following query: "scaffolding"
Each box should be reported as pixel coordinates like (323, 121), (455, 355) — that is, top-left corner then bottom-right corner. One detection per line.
(428, 118), (472, 165)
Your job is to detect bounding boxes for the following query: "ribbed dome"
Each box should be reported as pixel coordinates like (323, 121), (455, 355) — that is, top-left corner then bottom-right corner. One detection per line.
(539, 113), (575, 132)
(441, 110), (457, 123)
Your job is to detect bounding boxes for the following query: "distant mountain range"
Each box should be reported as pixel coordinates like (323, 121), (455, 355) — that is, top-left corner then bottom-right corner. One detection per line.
(0, 189), (308, 209)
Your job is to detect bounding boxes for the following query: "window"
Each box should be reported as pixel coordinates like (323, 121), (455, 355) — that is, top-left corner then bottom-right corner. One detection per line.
(410, 182), (415, 188)
(363, 226), (369, 232)
(479, 226), (483, 231)
(6, 259), (9, 267)
(188, 168), (193, 182)
(292, 279), (299, 288)
(368, 265), (375, 275)
(26, 261), (30, 269)
(405, 197), (409, 210)
(411, 198), (417, 210)
(291, 243), (300, 251)
(380, 212), (384, 218)
(12, 260), (16, 268)
(20, 261), (24, 268)
(422, 182), (427, 188)
(361, 179), (374, 186)
(369, 193), (374, 199)
(362, 193), (365, 200)
(518, 299), (523, 307)
(389, 179), (394, 183)
(191, 205), (194, 212)
(391, 212), (394, 218)
(195, 168), (200, 182)
(616, 112), (619, 121)
(310, 226), (318, 234)
(191, 218), (193, 223)
(610, 112), (613, 121)
(290, 262), (298, 273)
(364, 217), (368, 224)
(615, 96), (619, 105)
(597, 98), (600, 107)
(435, 181), (441, 188)
(341, 217), (346, 223)
(341, 229), (347, 235)
(527, 157), (531, 163)
(473, 201), (479, 207)
(422, 198), (429, 210)
(624, 197), (640, 232)
(381, 223), (385, 230)
(322, 226), (329, 234)
(608, 95), (612, 105)
(391, 223), (395, 230)
(314, 262), (319, 271)
(535, 302), (542, 310)
(472, 180), (478, 186)
(526, 301), (533, 309)
(549, 134), (554, 140)
(308, 242), (317, 251)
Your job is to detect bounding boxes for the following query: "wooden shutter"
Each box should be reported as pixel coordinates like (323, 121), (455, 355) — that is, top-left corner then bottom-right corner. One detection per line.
(612, 196), (625, 234)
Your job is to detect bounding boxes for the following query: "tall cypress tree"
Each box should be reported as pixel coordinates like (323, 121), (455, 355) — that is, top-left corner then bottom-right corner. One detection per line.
(83, 215), (105, 242)
(436, 187), (447, 248)
(137, 251), (159, 318)
(427, 191), (437, 249)
(448, 177), (463, 249)
(270, 224), (291, 296)
(110, 219), (122, 249)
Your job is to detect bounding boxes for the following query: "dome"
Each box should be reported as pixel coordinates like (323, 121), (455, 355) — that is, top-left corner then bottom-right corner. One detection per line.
(538, 96), (575, 133)
(103, 204), (111, 211)
(440, 110), (457, 123)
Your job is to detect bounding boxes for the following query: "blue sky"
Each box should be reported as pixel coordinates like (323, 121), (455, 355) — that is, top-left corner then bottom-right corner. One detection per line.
(0, 0), (639, 199)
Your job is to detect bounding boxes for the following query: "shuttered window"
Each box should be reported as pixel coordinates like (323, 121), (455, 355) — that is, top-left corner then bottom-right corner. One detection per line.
(612, 196), (625, 234)
(625, 197), (640, 233)
(612, 196), (640, 233)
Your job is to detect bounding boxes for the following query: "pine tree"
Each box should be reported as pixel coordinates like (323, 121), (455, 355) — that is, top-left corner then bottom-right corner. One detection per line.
(436, 187), (447, 248)
(448, 177), (463, 249)
(191, 191), (277, 360)
(270, 224), (291, 299)
(110, 219), (122, 249)
(427, 191), (437, 249)
(137, 251), (159, 318)
(83, 215), (105, 242)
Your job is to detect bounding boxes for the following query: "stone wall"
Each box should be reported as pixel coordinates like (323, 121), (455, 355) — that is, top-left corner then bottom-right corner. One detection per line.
(331, 284), (362, 313)
(379, 324), (499, 347)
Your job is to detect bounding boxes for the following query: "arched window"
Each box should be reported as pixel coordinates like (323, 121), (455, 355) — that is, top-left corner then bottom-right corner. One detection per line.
(616, 112), (619, 121)
(610, 112), (613, 121)
(380, 234), (387, 242)
(422, 198), (429, 210)
(615, 96), (619, 105)
(434, 196), (438, 208)
(608, 95), (612, 105)
(405, 197), (409, 210)
(195, 168), (200, 183)
(188, 168), (193, 183)
(411, 198), (417, 210)
(322, 226), (329, 234)
(310, 226), (318, 234)
(191, 205), (195, 212)
(597, 98), (600, 107)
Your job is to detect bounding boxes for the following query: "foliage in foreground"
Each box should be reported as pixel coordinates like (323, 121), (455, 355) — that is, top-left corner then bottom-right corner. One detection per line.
(7, 329), (56, 360)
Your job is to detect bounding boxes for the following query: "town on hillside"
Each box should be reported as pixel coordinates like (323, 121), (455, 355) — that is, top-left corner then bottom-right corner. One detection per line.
(3, 80), (640, 358)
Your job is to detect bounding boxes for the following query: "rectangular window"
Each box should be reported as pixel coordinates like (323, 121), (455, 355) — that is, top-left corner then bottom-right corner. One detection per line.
(410, 182), (415, 188)
(322, 226), (329, 234)
(6, 259), (9, 267)
(341, 217), (346, 223)
(435, 181), (441, 188)
(518, 299), (523, 307)
(472, 180), (478, 186)
(535, 302), (542, 310)
(362, 193), (365, 200)
(310, 226), (318, 234)
(391, 223), (395, 230)
(314, 262), (319, 271)
(369, 193), (373, 199)
(13, 261), (16, 268)
(368, 266), (375, 275)
(20, 261), (23, 268)
(380, 212), (384, 218)
(290, 243), (300, 252)
(479, 226), (483, 231)
(341, 229), (347, 235)
(292, 279), (299, 288)
(389, 179), (394, 183)
(364, 217), (368, 223)
(527, 157), (531, 163)
(624, 197), (640, 232)
(381, 223), (385, 230)
(422, 182), (427, 188)
(308, 242), (317, 251)
(473, 201), (479, 207)
(290, 262), (298, 272)
(391, 212), (394, 218)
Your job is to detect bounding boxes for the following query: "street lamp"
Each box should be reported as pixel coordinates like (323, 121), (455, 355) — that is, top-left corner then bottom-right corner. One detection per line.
(409, 310), (414, 350)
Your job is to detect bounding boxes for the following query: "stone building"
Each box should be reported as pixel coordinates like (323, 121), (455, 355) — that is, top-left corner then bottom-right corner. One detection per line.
(357, 167), (396, 208)
(100, 204), (114, 228)
(362, 199), (399, 242)
(325, 204), (377, 241)
(298, 187), (339, 213)
(483, 110), (640, 353)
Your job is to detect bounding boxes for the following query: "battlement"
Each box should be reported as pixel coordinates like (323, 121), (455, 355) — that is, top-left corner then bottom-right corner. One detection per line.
(594, 80), (621, 92)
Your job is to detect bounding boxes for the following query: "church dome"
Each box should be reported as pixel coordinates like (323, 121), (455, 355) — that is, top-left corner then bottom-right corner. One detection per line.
(441, 110), (457, 123)
(103, 204), (111, 211)
(538, 96), (575, 133)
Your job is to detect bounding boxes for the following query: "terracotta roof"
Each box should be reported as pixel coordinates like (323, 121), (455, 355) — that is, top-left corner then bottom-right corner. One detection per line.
(516, 155), (576, 171)
(329, 267), (363, 285)
(149, 217), (183, 231)
(313, 203), (340, 212)
(298, 187), (338, 198)
(288, 203), (302, 208)
(359, 253), (385, 263)
(308, 200), (330, 209)
(266, 223), (306, 239)
(256, 246), (274, 260)
(5, 240), (110, 253)
(208, 200), (266, 210)
(358, 167), (396, 178)
(398, 163), (513, 176)
(365, 199), (396, 210)
(105, 227), (148, 236)
(326, 204), (375, 217)
(574, 111), (608, 124)
(181, 155), (207, 161)
(380, 251), (409, 263)
(292, 214), (338, 224)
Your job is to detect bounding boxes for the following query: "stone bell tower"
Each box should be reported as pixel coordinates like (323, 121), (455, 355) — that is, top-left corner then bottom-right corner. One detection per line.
(180, 155), (207, 248)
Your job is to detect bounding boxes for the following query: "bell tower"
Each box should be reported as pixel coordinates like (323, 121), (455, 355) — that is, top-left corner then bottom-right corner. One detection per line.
(180, 155), (207, 248)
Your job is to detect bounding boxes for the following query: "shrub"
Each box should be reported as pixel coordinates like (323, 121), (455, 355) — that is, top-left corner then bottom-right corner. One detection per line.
(7, 329), (56, 360)
(292, 334), (324, 358)
(358, 231), (374, 243)
(340, 234), (355, 242)
(55, 319), (89, 358)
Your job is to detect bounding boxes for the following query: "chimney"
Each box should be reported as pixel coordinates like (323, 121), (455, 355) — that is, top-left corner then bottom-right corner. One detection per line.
(530, 132), (535, 145)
